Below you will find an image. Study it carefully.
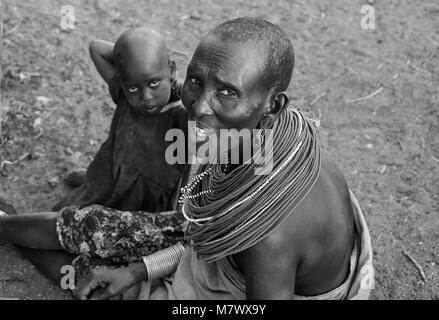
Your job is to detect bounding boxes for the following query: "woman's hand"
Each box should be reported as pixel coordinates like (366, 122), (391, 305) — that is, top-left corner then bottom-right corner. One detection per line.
(74, 262), (147, 300)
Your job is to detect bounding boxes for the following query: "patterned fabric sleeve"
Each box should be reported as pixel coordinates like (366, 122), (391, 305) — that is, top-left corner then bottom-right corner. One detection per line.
(56, 205), (187, 264)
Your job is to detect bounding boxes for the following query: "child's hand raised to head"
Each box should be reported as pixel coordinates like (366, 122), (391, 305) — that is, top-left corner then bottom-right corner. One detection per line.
(89, 39), (117, 85)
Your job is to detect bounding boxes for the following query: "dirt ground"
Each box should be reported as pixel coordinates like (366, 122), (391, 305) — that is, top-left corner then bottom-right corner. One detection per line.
(0, 0), (437, 299)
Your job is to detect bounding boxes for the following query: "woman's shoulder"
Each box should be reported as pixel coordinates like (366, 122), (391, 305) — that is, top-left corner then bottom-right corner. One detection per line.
(260, 151), (353, 254)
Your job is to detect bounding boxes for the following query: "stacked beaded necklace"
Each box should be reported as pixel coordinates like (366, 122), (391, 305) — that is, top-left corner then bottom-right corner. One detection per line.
(180, 108), (321, 262)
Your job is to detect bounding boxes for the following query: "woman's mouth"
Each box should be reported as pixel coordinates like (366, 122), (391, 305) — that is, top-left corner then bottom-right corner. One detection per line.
(196, 127), (210, 141)
(192, 125), (216, 142)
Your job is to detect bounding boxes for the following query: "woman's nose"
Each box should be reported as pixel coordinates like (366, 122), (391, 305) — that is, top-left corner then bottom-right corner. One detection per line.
(191, 93), (214, 118)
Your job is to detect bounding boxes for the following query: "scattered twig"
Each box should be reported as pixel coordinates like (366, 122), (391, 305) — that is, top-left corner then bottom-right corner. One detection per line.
(403, 249), (427, 282)
(377, 160), (404, 167)
(0, 277), (25, 282)
(309, 92), (327, 106)
(179, 14), (201, 21)
(42, 107), (56, 120)
(3, 22), (20, 36)
(85, 96), (95, 105)
(0, 100), (8, 144)
(0, 152), (31, 171)
(33, 128), (44, 139)
(296, 95), (307, 107)
(397, 141), (406, 153)
(425, 35), (438, 47)
(431, 156), (439, 163)
(345, 66), (359, 75)
(406, 60), (431, 80)
(17, 71), (41, 82)
(346, 86), (384, 104)
(14, 109), (33, 118)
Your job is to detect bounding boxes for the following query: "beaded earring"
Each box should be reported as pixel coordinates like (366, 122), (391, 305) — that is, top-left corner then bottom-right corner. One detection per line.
(259, 114), (273, 130)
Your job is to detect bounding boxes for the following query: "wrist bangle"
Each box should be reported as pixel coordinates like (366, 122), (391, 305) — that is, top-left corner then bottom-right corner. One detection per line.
(142, 242), (185, 281)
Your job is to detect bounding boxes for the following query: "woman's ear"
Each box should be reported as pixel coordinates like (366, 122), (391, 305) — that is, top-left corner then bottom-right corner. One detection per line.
(271, 92), (289, 115)
(261, 92), (289, 127)
(264, 92), (289, 115)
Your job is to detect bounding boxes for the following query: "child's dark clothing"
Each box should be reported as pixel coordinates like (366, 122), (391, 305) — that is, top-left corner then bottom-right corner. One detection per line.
(54, 74), (188, 212)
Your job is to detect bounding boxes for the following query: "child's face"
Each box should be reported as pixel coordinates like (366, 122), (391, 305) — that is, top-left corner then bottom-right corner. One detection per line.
(119, 56), (174, 116)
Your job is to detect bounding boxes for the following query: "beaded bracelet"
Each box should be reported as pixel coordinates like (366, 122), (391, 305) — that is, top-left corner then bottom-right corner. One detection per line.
(142, 242), (186, 281)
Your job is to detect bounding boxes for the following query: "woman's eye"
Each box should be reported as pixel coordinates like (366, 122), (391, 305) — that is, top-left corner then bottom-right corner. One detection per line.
(128, 87), (138, 93)
(219, 89), (236, 97)
(150, 80), (160, 88)
(189, 78), (200, 85)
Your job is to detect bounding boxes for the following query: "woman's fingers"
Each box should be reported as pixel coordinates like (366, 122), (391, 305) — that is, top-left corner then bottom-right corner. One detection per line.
(74, 266), (136, 300)
(74, 269), (104, 300)
(90, 284), (118, 300)
(89, 269), (133, 300)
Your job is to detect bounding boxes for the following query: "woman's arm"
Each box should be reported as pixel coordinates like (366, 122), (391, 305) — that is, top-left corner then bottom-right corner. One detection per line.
(235, 235), (298, 300)
(75, 243), (186, 300)
(89, 39), (116, 84)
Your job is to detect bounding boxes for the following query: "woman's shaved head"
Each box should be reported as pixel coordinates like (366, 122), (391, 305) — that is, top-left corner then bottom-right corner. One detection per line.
(206, 17), (295, 94)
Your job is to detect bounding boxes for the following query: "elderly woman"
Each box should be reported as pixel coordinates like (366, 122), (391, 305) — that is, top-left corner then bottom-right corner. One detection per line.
(0, 18), (373, 300)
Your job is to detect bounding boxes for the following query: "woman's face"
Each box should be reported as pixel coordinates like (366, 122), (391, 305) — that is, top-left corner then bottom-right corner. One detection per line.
(181, 37), (272, 146)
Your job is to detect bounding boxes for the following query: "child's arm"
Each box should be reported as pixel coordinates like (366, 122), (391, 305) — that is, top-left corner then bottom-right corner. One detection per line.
(89, 39), (117, 84)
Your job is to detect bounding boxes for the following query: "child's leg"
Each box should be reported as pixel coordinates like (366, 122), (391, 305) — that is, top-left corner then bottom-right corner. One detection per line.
(0, 199), (75, 285)
(0, 212), (63, 250)
(63, 169), (87, 188)
(17, 247), (76, 284)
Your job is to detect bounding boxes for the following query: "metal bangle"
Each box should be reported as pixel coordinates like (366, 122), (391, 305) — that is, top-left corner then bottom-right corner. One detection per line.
(142, 242), (186, 281)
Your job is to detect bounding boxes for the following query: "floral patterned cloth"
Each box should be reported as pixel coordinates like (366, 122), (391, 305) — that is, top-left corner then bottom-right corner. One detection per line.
(56, 205), (187, 285)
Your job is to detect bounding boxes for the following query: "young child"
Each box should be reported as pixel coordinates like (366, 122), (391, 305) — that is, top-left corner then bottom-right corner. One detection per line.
(54, 27), (188, 213)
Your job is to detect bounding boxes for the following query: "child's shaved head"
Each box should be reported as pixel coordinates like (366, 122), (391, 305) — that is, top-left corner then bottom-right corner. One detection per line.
(114, 27), (169, 71)
(206, 17), (295, 94)
(113, 27), (177, 116)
